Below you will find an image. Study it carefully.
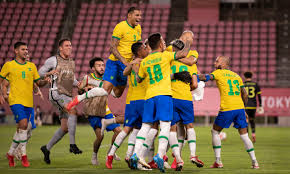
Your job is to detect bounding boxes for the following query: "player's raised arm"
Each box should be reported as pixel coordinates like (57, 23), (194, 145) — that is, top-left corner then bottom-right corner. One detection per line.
(178, 55), (197, 66)
(198, 74), (215, 82)
(175, 38), (192, 60)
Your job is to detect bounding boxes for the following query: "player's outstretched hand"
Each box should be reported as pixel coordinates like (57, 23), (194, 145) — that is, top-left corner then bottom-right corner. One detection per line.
(173, 71), (192, 84)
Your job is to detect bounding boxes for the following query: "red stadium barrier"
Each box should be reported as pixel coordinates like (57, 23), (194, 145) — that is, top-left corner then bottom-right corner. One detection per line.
(1, 88), (290, 117)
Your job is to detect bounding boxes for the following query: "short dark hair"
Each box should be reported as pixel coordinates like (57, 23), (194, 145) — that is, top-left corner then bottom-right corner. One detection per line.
(89, 57), (103, 69)
(131, 42), (143, 57)
(148, 33), (162, 50)
(127, 6), (140, 14)
(58, 38), (70, 47)
(244, 71), (253, 78)
(14, 42), (27, 49)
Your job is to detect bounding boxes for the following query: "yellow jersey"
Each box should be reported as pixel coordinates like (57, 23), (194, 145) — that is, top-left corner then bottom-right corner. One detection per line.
(106, 105), (112, 115)
(171, 50), (199, 101)
(128, 69), (146, 101)
(138, 51), (176, 100)
(109, 20), (142, 62)
(211, 69), (245, 111)
(0, 60), (40, 107)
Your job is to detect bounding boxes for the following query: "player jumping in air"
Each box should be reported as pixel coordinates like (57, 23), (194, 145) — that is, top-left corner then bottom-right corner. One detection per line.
(65, 7), (142, 110)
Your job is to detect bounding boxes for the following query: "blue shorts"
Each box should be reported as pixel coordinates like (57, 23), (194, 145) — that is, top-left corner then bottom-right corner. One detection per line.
(103, 59), (127, 87)
(214, 109), (248, 129)
(124, 100), (144, 129)
(10, 104), (36, 129)
(143, 95), (173, 123)
(88, 113), (120, 132)
(171, 98), (194, 126)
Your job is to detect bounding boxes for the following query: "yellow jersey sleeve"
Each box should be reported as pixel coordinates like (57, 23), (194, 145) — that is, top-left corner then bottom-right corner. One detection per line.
(112, 22), (124, 40)
(163, 51), (176, 63)
(166, 45), (173, 52)
(211, 69), (221, 80)
(138, 61), (146, 79)
(0, 61), (10, 80)
(32, 63), (41, 82)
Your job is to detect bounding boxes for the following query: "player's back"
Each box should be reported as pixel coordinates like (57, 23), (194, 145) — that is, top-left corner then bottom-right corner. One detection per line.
(128, 69), (146, 101)
(211, 69), (245, 111)
(171, 50), (198, 101)
(244, 81), (261, 109)
(139, 51), (175, 100)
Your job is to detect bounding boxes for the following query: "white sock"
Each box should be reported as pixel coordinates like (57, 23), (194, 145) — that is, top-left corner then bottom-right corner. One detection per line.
(103, 118), (116, 126)
(77, 87), (108, 102)
(177, 123), (185, 154)
(108, 131), (128, 156)
(187, 128), (196, 157)
(141, 128), (158, 159)
(148, 141), (155, 162)
(18, 129), (28, 156)
(134, 123), (151, 157)
(240, 133), (257, 161)
(27, 122), (33, 141)
(126, 129), (139, 158)
(169, 131), (182, 163)
(211, 129), (221, 163)
(158, 121), (171, 158)
(8, 131), (19, 155)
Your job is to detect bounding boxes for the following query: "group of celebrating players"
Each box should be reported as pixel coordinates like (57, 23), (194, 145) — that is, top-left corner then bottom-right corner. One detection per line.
(0, 6), (261, 172)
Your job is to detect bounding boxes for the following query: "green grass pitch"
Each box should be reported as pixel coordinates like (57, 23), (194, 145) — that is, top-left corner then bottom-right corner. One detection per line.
(0, 125), (289, 174)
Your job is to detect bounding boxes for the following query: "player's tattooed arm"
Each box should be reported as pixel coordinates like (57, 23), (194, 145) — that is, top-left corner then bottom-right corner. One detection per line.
(175, 39), (192, 60)
(1, 79), (9, 102)
(110, 38), (129, 66)
(240, 86), (248, 105)
(198, 74), (214, 81)
(178, 56), (197, 66)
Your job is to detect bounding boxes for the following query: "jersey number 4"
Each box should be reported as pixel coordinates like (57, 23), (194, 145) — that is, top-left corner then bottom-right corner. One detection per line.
(227, 79), (240, 96)
(147, 65), (163, 84)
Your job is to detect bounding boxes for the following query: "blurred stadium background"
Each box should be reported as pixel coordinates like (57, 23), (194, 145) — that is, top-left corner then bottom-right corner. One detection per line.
(0, 0), (290, 126)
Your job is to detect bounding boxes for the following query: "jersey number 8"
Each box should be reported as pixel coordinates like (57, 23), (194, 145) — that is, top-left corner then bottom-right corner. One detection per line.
(147, 64), (163, 84)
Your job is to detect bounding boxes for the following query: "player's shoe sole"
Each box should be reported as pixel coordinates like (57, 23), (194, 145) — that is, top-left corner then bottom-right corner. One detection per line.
(191, 156), (204, 168)
(153, 154), (165, 173)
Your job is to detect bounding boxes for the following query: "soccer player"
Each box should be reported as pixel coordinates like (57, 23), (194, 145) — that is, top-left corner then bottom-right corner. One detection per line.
(105, 42), (148, 169)
(38, 39), (82, 164)
(198, 56), (259, 169)
(65, 7), (142, 110)
(169, 39), (204, 168)
(243, 71), (263, 143)
(78, 57), (122, 165)
(131, 33), (192, 172)
(0, 42), (47, 167)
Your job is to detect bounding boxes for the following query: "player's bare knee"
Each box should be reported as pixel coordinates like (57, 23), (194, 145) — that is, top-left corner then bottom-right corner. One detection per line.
(213, 124), (223, 132)
(238, 128), (248, 135)
(113, 127), (122, 134)
(18, 119), (28, 130)
(170, 125), (177, 132)
(185, 123), (194, 129)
